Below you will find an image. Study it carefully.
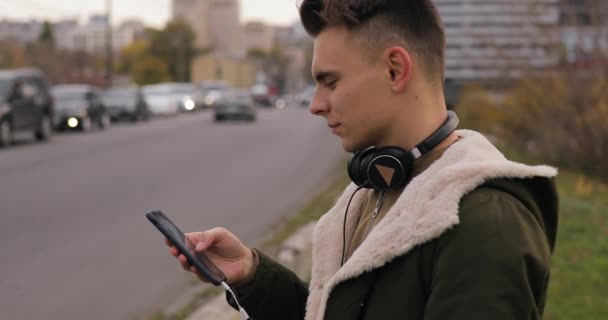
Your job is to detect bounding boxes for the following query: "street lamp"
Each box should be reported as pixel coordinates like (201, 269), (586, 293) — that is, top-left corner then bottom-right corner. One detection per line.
(105, 0), (113, 87)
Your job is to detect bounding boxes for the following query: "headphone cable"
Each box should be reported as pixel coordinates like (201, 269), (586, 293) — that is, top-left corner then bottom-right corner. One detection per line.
(222, 281), (253, 320)
(341, 186), (365, 267)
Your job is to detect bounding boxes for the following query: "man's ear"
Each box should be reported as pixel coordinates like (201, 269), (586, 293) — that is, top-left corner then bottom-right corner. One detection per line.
(383, 46), (412, 92)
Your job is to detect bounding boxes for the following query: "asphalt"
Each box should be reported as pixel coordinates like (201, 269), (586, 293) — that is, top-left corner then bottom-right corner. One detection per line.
(0, 106), (345, 320)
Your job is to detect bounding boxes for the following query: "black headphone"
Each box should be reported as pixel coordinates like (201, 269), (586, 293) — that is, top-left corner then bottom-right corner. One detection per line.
(347, 111), (459, 191)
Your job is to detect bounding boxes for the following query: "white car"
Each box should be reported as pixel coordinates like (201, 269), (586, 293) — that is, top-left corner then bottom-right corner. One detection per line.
(142, 83), (197, 117)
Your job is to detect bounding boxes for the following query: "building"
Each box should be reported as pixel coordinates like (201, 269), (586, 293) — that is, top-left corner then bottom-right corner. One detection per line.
(173, 0), (200, 21)
(0, 19), (42, 44)
(273, 22), (311, 47)
(191, 52), (255, 87)
(209, 0), (241, 52)
(559, 0), (608, 64)
(172, 0), (241, 53)
(173, 0), (213, 49)
(53, 16), (145, 54)
(53, 19), (79, 49)
(60, 15), (108, 53)
(114, 20), (146, 51)
(242, 21), (274, 53)
(436, 0), (561, 81)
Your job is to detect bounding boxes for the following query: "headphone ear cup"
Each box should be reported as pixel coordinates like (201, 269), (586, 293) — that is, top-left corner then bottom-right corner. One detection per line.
(348, 147), (375, 187)
(366, 147), (413, 191)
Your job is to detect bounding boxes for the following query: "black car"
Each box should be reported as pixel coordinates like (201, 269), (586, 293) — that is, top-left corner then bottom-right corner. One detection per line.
(51, 85), (111, 132)
(102, 87), (150, 123)
(0, 68), (54, 147)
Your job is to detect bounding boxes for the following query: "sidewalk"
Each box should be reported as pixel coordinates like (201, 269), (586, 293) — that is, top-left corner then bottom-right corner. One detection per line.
(185, 222), (316, 320)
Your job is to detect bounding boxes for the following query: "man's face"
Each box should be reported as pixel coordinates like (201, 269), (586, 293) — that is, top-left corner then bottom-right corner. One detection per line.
(310, 26), (396, 152)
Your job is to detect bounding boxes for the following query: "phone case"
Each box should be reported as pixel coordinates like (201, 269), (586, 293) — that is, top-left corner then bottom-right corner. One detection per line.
(146, 210), (227, 286)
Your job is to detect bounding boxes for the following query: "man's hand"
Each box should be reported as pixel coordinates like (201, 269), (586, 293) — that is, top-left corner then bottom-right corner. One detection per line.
(165, 227), (255, 286)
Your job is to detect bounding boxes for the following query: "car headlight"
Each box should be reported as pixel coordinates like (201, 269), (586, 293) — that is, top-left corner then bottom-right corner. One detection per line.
(184, 99), (195, 111)
(67, 117), (79, 128)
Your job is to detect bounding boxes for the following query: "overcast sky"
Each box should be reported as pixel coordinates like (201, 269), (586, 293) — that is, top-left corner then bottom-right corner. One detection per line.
(0, 0), (301, 27)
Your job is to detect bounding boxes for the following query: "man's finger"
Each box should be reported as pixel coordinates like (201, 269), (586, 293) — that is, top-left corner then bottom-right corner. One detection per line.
(189, 228), (228, 252)
(178, 254), (190, 268)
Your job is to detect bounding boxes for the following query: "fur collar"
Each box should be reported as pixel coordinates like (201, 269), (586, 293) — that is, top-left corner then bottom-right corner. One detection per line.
(305, 130), (558, 320)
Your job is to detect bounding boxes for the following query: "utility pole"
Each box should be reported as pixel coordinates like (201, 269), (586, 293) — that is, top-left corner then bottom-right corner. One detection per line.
(105, 0), (113, 87)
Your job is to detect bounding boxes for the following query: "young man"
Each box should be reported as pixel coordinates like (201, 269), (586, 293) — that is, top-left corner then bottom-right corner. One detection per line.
(168, 1), (559, 319)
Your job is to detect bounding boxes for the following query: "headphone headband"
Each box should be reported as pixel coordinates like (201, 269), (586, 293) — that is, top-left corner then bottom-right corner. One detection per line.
(409, 110), (459, 158)
(348, 111), (459, 191)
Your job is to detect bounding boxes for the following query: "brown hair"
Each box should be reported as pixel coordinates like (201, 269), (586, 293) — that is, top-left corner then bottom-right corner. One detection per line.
(299, 0), (445, 83)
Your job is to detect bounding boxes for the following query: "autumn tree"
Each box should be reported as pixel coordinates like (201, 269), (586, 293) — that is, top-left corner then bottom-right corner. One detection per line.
(147, 21), (197, 82)
(131, 56), (170, 85)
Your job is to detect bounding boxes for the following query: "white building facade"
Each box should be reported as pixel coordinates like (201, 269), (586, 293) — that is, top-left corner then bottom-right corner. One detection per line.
(435, 0), (561, 81)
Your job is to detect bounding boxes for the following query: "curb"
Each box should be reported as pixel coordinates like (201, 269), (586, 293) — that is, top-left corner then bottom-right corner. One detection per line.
(185, 222), (316, 320)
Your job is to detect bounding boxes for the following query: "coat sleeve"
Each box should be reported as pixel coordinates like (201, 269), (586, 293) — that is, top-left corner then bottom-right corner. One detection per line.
(424, 187), (553, 320)
(227, 250), (309, 320)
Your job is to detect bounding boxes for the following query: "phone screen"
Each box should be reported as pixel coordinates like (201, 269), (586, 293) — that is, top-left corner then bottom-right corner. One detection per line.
(146, 210), (227, 286)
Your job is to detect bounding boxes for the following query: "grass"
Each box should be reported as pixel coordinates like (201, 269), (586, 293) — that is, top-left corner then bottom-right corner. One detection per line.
(497, 143), (608, 319)
(543, 171), (608, 319)
(143, 287), (223, 320)
(261, 165), (351, 249)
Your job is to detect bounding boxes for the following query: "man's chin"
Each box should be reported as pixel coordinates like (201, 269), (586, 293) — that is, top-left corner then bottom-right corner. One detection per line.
(341, 139), (366, 153)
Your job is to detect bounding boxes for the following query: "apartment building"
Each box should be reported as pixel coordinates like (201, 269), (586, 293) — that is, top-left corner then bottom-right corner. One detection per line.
(436, 0), (561, 81)
(172, 0), (241, 53)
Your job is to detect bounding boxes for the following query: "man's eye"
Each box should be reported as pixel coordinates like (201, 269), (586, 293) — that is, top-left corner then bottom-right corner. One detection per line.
(325, 80), (337, 89)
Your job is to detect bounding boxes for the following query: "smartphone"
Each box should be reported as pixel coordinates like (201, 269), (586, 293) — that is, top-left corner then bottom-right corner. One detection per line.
(146, 210), (227, 286)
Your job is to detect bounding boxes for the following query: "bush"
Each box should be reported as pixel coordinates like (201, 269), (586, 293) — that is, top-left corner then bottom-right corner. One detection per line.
(456, 73), (608, 181)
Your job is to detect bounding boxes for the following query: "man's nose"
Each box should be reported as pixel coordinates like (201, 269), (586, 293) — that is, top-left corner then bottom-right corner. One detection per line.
(309, 91), (329, 115)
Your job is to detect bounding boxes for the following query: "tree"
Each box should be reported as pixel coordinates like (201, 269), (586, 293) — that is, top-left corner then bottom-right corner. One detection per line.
(131, 56), (170, 85)
(247, 48), (266, 60)
(0, 39), (29, 69)
(147, 21), (197, 82)
(39, 21), (55, 47)
(118, 39), (149, 74)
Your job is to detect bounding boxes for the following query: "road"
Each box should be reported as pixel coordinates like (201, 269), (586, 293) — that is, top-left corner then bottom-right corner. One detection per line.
(0, 107), (345, 320)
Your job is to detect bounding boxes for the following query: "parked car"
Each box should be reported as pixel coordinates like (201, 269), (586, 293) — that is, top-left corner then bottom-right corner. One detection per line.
(250, 83), (273, 106)
(213, 90), (257, 122)
(101, 87), (150, 122)
(142, 83), (201, 116)
(296, 85), (315, 108)
(0, 68), (54, 147)
(173, 83), (206, 111)
(199, 81), (231, 109)
(51, 85), (111, 131)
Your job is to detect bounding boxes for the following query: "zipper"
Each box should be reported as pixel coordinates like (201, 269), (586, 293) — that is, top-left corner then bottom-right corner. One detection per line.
(364, 190), (387, 239)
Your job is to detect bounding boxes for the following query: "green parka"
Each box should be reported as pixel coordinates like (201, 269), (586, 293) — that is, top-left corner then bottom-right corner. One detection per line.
(231, 130), (559, 320)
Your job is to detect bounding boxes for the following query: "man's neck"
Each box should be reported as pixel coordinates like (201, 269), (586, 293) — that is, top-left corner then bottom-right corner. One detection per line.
(378, 80), (449, 151)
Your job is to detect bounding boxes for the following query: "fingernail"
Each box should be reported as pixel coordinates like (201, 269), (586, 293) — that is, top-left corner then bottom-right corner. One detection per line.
(195, 243), (204, 251)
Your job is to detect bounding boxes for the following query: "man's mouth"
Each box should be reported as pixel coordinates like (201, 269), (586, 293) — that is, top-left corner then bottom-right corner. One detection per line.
(328, 123), (341, 134)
